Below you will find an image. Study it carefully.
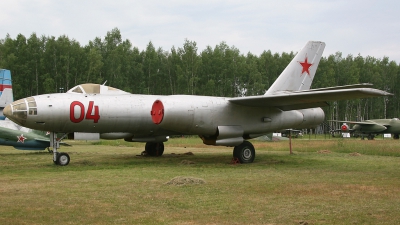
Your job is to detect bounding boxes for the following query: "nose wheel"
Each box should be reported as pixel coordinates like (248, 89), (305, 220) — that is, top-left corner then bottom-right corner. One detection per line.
(53, 152), (70, 166)
(50, 132), (70, 166)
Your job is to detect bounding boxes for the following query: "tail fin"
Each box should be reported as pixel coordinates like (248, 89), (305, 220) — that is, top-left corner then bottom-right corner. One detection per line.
(0, 69), (13, 120)
(265, 41), (325, 95)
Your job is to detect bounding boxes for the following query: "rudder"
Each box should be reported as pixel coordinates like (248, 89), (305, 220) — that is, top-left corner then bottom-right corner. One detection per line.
(265, 41), (325, 95)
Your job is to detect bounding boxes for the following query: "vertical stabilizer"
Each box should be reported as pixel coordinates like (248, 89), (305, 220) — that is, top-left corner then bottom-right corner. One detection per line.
(265, 41), (325, 95)
(0, 69), (13, 120)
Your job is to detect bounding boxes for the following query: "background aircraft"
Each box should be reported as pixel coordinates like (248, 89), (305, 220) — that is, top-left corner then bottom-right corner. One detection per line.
(0, 69), (51, 150)
(0, 119), (51, 150)
(0, 69), (13, 120)
(332, 118), (400, 140)
(279, 129), (303, 138)
(4, 41), (392, 166)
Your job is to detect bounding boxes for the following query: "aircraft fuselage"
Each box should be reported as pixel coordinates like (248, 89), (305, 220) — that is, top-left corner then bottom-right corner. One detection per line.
(4, 93), (325, 139)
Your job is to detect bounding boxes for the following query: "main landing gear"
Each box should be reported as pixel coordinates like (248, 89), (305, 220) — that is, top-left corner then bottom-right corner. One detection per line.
(145, 142), (165, 156)
(232, 141), (255, 163)
(48, 132), (251, 165)
(361, 134), (375, 140)
(50, 132), (70, 166)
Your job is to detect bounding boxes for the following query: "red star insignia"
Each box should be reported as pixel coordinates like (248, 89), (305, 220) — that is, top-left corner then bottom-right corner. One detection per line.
(299, 57), (313, 76)
(17, 134), (27, 143)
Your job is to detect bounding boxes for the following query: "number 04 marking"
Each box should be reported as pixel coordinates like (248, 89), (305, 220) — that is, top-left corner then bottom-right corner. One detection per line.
(70, 101), (100, 123)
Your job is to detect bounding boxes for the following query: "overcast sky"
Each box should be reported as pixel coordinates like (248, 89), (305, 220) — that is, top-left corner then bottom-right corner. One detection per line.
(2, 0), (400, 63)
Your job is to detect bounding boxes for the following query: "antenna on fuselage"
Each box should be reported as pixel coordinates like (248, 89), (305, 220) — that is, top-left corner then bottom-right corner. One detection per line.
(102, 80), (107, 85)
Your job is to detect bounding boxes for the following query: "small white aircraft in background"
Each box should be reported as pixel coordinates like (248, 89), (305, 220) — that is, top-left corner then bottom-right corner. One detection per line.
(4, 41), (391, 165)
(332, 118), (400, 140)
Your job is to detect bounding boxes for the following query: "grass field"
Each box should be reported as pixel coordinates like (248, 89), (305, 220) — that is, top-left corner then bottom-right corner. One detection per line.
(1, 137), (399, 224)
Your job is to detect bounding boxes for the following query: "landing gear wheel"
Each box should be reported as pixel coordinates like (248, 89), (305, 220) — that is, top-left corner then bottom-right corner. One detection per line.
(233, 141), (255, 163)
(367, 134), (375, 140)
(393, 134), (399, 140)
(56, 152), (70, 166)
(145, 142), (164, 156)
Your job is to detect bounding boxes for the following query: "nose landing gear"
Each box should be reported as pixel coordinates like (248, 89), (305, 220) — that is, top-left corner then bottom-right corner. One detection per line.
(50, 132), (70, 166)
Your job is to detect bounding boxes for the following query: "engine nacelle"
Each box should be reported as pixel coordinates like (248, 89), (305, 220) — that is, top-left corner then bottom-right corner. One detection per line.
(151, 97), (326, 139)
(151, 96), (221, 135)
(296, 108), (325, 128)
(353, 123), (387, 133)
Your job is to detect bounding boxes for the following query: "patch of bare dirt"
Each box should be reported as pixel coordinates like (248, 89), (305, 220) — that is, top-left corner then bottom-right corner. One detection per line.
(180, 160), (195, 165)
(137, 152), (195, 157)
(349, 152), (362, 156)
(318, 150), (331, 154)
(167, 152), (195, 158)
(165, 176), (206, 186)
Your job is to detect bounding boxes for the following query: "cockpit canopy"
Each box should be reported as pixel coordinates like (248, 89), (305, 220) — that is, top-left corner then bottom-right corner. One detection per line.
(67, 83), (129, 95)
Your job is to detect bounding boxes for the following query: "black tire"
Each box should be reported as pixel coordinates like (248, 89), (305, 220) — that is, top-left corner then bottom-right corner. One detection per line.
(145, 142), (164, 156)
(57, 152), (70, 166)
(233, 141), (255, 163)
(393, 134), (399, 140)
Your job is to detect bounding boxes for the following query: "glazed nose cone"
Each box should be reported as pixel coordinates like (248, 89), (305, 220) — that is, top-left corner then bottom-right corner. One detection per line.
(3, 104), (12, 119)
(3, 104), (24, 126)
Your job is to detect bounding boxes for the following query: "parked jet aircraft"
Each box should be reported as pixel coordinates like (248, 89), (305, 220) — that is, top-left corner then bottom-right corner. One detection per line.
(333, 118), (400, 140)
(0, 69), (13, 120)
(0, 119), (51, 150)
(0, 69), (52, 150)
(3, 41), (392, 166)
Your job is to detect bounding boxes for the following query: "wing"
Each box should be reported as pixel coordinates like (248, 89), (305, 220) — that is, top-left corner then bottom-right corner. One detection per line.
(229, 86), (392, 111)
(329, 120), (378, 125)
(34, 137), (51, 142)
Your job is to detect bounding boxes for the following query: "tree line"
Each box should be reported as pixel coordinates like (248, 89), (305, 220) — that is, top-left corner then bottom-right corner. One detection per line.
(1, 28), (399, 124)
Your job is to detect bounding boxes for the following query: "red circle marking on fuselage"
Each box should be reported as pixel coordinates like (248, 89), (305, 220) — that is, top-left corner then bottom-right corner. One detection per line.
(151, 100), (164, 124)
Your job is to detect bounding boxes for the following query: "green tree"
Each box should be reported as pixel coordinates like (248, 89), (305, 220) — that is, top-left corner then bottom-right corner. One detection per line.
(178, 39), (199, 95)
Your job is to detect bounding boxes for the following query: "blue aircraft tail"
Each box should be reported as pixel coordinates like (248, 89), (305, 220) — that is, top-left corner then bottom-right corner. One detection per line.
(0, 69), (13, 120)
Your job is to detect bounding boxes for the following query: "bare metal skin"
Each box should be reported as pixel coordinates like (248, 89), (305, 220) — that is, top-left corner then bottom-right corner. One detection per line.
(4, 41), (391, 166)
